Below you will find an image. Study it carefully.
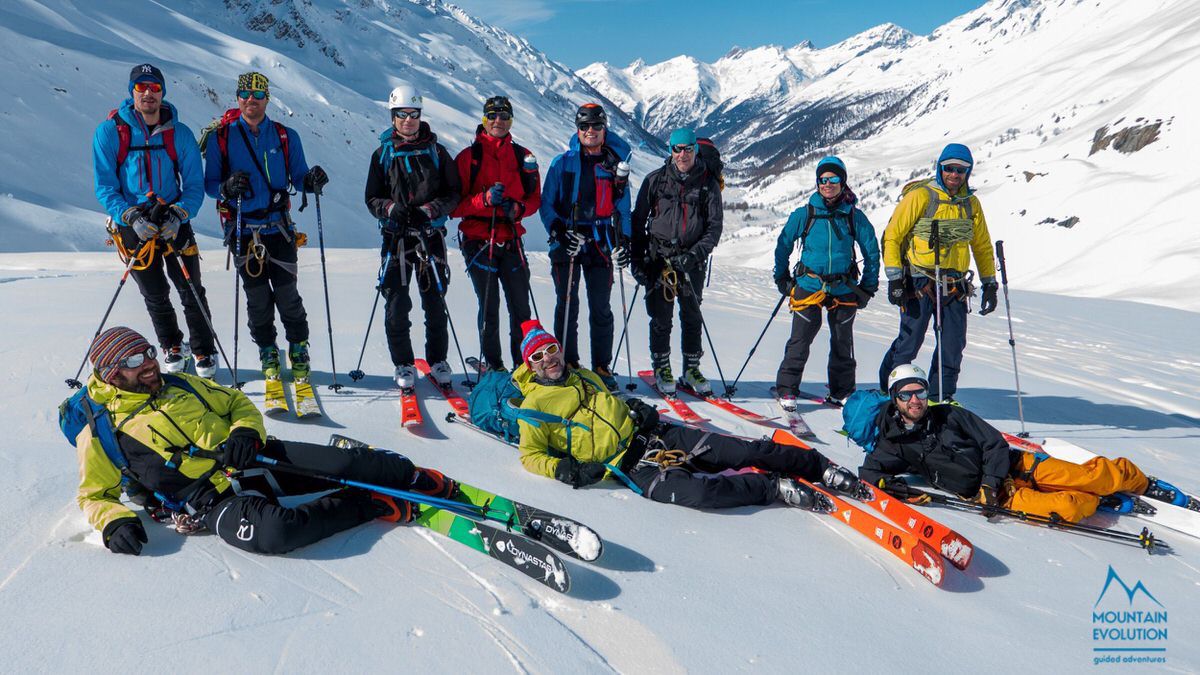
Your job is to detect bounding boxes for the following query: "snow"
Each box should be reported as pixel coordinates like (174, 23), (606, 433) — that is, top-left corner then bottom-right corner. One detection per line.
(2, 249), (1198, 671)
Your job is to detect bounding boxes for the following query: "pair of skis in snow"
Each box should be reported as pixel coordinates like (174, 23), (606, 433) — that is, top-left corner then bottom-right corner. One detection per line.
(263, 375), (321, 419)
(330, 434), (602, 594)
(399, 359), (470, 428)
(632, 370), (819, 435)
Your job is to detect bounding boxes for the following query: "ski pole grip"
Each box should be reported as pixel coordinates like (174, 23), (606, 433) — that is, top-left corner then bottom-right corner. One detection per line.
(995, 240), (1009, 284)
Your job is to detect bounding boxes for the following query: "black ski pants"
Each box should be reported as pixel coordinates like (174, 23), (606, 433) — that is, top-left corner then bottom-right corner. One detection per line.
(775, 296), (858, 400)
(208, 438), (415, 555)
(551, 248), (614, 369)
(645, 263), (706, 361)
(462, 237), (532, 369)
(232, 229), (309, 348)
(380, 232), (450, 366)
(127, 224), (216, 356)
(627, 422), (829, 509)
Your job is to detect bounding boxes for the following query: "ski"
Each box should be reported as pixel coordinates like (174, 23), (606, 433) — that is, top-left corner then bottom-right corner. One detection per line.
(415, 505), (570, 593)
(768, 387), (817, 439)
(637, 370), (708, 424)
(772, 429), (974, 569)
(677, 384), (777, 425)
(399, 386), (422, 427)
(415, 359), (470, 418)
(291, 378), (321, 418)
(798, 390), (842, 408)
(263, 376), (289, 416)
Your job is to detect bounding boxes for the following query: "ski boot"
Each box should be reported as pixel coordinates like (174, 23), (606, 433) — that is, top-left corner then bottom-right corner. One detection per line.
(1099, 493), (1157, 516)
(429, 360), (454, 387)
(593, 365), (618, 391)
(410, 467), (459, 499)
(681, 366), (712, 396)
(822, 465), (869, 499)
(1143, 477), (1199, 510)
(370, 493), (416, 523)
(777, 394), (798, 414)
(162, 344), (189, 373)
(394, 364), (417, 389)
(259, 345), (281, 379)
(822, 395), (845, 408)
(288, 341), (311, 380)
(194, 354), (217, 379)
(777, 476), (835, 512)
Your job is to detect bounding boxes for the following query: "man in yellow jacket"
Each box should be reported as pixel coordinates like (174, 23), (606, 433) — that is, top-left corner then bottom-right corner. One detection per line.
(73, 326), (451, 556)
(512, 321), (858, 509)
(878, 143), (998, 402)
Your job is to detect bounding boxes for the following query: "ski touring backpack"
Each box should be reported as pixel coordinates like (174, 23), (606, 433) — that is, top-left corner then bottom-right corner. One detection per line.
(840, 389), (890, 453)
(695, 137), (724, 189)
(466, 370), (525, 442)
(105, 109), (179, 180)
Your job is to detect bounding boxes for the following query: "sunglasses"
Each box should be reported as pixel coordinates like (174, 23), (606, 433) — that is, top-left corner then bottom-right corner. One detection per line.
(672, 144), (695, 154)
(577, 123), (605, 131)
(529, 343), (561, 363)
(392, 109), (422, 120)
(818, 176), (843, 185)
(133, 82), (162, 94)
(895, 388), (929, 402)
(237, 89), (268, 100)
(116, 346), (158, 370)
(941, 164), (969, 175)
(485, 112), (513, 121)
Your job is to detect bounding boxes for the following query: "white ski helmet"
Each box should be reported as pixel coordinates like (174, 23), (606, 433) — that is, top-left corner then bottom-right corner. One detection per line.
(887, 364), (928, 394)
(388, 82), (423, 111)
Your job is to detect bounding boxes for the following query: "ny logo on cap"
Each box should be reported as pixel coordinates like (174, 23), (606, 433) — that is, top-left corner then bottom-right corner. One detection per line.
(140, 65), (154, 73)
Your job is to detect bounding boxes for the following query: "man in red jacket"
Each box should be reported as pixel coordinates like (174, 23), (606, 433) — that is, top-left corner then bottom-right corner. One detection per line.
(452, 96), (542, 371)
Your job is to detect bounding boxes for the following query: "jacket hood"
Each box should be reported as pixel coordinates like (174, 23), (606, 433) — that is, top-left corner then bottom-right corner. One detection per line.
(567, 128), (632, 161)
(86, 373), (159, 415)
(934, 143), (973, 192)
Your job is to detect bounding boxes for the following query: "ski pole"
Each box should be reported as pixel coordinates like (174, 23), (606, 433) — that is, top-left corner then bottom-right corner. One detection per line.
(931, 219), (943, 402)
(65, 241), (148, 388)
(472, 206), (499, 385)
(616, 266), (637, 391)
(416, 228), (470, 386)
(995, 240), (1027, 437)
(231, 197), (244, 388)
(313, 194), (342, 392)
(682, 269), (730, 397)
(612, 283), (641, 369)
(164, 245), (238, 387)
(514, 234), (541, 321)
(726, 293), (788, 398)
(348, 250), (392, 381)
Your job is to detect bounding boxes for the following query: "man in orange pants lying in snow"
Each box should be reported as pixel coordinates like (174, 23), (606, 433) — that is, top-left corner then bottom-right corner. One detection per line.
(858, 364), (1182, 522)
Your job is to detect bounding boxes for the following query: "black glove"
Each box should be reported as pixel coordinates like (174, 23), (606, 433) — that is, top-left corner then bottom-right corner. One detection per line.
(979, 281), (999, 316)
(144, 199), (174, 225)
(976, 483), (1000, 517)
(554, 456), (607, 488)
(856, 287), (874, 309)
(887, 278), (906, 307)
(221, 427), (264, 470)
(631, 264), (649, 287)
(221, 171), (252, 201)
(669, 251), (696, 272)
(502, 198), (525, 222)
(775, 276), (793, 297)
(104, 518), (147, 556)
(877, 476), (930, 505)
(625, 397), (660, 433)
(303, 165), (329, 195)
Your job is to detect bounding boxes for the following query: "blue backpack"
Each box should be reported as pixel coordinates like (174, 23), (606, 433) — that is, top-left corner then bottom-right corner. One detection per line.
(840, 389), (890, 453)
(466, 371), (525, 442)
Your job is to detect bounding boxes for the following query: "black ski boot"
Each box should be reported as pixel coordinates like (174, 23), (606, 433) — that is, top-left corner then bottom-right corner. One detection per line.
(777, 476), (835, 512)
(821, 465), (870, 500)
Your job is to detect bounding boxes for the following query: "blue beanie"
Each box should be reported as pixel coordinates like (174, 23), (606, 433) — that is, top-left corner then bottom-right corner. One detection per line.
(668, 128), (697, 149)
(934, 143), (973, 190)
(815, 156), (847, 183)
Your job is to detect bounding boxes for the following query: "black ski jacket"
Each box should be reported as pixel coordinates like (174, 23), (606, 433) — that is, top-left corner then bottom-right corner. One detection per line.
(630, 158), (722, 265)
(859, 404), (1011, 497)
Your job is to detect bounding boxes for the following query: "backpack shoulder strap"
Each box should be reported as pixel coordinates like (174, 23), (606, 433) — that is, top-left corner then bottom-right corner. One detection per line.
(81, 394), (129, 473)
(275, 123), (291, 186)
(108, 110), (131, 170)
(922, 184), (940, 220)
(162, 373), (215, 413)
(162, 126), (178, 177)
(799, 203), (817, 246)
(510, 141), (538, 196)
(468, 141), (483, 190)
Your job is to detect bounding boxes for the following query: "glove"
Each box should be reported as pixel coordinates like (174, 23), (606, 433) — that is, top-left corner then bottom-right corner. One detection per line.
(104, 518), (147, 556)
(775, 276), (793, 297)
(303, 165), (329, 195)
(159, 205), (187, 242)
(669, 251), (696, 272)
(631, 264), (649, 287)
(123, 207), (158, 241)
(979, 281), (999, 316)
(221, 427), (264, 470)
(565, 231), (588, 257)
(484, 182), (505, 207)
(502, 199), (525, 222)
(887, 278), (906, 307)
(625, 397), (660, 433)
(856, 289), (872, 309)
(221, 171), (251, 200)
(144, 199), (174, 226)
(877, 477), (930, 505)
(554, 456), (607, 488)
(613, 245), (631, 269)
(975, 483), (1000, 517)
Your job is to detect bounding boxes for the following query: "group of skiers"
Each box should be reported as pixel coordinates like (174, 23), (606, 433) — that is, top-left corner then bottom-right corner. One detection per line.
(72, 63), (1190, 560)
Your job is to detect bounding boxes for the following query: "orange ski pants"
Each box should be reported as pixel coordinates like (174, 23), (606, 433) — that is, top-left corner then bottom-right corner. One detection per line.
(1003, 452), (1149, 523)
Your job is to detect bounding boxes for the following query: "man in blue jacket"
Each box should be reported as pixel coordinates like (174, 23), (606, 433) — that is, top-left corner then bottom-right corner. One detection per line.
(539, 103), (632, 389)
(203, 72), (328, 380)
(773, 157), (880, 408)
(92, 63), (216, 377)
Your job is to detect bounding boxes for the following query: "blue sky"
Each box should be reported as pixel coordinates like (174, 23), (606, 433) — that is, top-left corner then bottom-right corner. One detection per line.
(452, 0), (986, 69)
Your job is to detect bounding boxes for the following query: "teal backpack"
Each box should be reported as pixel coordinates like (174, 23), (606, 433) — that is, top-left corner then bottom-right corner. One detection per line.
(466, 371), (525, 442)
(840, 389), (890, 452)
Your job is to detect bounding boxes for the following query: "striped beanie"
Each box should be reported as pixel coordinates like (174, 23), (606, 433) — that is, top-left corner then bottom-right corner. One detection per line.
(90, 326), (153, 382)
(520, 320), (559, 366)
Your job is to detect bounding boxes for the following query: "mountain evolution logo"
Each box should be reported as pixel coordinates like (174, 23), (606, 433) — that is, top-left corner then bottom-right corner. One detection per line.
(1091, 565), (1167, 667)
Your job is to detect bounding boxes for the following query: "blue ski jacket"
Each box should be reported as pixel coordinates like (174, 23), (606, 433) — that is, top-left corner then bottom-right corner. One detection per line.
(774, 191), (880, 297)
(203, 115), (309, 227)
(539, 130), (633, 253)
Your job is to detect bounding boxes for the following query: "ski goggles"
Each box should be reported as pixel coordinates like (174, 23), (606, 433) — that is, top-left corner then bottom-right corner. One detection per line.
(940, 164), (969, 175)
(529, 343), (561, 363)
(672, 144), (695, 154)
(392, 109), (422, 119)
(116, 346), (158, 370)
(895, 388), (929, 402)
(237, 89), (268, 100)
(133, 82), (163, 94)
(577, 122), (605, 131)
(485, 112), (513, 121)
(818, 176), (842, 185)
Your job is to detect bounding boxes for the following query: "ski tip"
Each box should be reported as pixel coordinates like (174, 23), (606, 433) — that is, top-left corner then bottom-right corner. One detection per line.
(940, 535), (974, 570)
(912, 542), (946, 586)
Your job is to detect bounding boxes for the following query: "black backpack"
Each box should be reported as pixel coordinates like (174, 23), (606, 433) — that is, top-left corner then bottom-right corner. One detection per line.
(696, 137), (724, 189)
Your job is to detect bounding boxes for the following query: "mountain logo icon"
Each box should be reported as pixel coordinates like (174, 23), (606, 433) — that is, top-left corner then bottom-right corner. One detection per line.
(1094, 565), (1163, 608)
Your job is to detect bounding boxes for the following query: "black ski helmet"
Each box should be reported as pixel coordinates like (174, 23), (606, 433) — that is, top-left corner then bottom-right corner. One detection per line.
(484, 95), (512, 116)
(575, 103), (607, 127)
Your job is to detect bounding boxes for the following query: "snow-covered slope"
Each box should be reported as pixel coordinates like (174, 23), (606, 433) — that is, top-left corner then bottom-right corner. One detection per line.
(0, 0), (661, 252)
(582, 0), (1200, 311)
(1, 251), (1198, 670)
